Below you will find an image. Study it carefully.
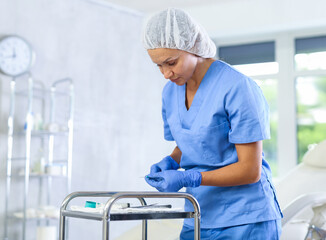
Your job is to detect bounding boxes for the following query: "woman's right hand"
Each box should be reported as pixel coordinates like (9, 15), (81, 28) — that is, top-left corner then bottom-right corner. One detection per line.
(150, 156), (180, 174)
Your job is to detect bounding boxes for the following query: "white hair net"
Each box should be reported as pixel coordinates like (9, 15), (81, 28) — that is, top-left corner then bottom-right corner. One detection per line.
(143, 8), (216, 58)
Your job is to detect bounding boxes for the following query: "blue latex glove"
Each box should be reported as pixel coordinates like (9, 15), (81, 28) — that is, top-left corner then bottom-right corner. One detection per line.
(145, 170), (202, 192)
(150, 156), (180, 174)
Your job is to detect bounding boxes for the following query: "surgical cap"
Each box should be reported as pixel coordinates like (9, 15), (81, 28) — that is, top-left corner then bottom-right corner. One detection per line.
(143, 8), (216, 58)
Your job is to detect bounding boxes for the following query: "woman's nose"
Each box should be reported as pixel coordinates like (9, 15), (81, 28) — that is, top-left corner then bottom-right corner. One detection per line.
(162, 67), (173, 79)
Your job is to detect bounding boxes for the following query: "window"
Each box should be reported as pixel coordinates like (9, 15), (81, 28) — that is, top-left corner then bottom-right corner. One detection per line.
(218, 41), (279, 175)
(219, 42), (275, 65)
(295, 36), (326, 71)
(295, 35), (326, 162)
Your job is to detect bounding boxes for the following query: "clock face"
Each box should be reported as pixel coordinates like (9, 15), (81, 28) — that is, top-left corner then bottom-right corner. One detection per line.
(0, 36), (33, 77)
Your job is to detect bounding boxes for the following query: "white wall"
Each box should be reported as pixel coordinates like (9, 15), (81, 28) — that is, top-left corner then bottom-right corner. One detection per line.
(0, 0), (175, 239)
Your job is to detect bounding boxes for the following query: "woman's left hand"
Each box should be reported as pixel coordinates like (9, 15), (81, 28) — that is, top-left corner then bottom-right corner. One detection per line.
(145, 170), (202, 192)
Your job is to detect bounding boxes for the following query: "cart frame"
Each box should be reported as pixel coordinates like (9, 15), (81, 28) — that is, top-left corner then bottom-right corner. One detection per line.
(59, 191), (201, 240)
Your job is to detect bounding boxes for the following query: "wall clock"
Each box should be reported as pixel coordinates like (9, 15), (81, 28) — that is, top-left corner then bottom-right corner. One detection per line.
(0, 35), (34, 77)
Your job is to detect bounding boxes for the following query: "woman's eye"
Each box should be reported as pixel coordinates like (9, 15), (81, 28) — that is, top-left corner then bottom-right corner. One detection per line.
(168, 62), (176, 66)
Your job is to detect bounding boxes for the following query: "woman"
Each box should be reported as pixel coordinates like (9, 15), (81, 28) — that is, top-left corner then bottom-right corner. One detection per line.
(143, 8), (283, 240)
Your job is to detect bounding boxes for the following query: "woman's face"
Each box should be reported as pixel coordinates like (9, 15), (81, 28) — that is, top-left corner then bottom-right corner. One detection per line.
(147, 48), (198, 86)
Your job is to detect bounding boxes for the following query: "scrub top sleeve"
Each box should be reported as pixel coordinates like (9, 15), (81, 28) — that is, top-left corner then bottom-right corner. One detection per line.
(162, 98), (174, 141)
(226, 77), (270, 144)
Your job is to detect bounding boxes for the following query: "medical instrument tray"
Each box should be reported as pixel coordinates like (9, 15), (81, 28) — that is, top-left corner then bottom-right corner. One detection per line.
(59, 191), (201, 240)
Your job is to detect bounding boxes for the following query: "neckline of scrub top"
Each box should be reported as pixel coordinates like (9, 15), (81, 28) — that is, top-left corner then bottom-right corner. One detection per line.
(177, 60), (218, 130)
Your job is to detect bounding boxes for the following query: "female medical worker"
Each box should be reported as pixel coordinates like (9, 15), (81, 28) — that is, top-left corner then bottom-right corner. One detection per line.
(143, 8), (283, 240)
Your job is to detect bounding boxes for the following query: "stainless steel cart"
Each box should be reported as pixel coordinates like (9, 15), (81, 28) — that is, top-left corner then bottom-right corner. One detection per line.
(59, 191), (201, 240)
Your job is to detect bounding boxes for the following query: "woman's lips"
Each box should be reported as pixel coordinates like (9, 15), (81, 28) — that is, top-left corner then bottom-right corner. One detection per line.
(171, 77), (180, 83)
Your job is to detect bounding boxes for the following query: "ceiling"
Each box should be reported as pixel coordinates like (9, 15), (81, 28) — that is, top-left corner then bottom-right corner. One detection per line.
(98, 0), (326, 40)
(103, 0), (219, 14)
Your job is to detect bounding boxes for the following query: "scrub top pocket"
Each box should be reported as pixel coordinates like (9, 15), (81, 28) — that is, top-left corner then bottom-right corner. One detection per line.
(222, 180), (266, 213)
(173, 127), (203, 169)
(200, 121), (233, 164)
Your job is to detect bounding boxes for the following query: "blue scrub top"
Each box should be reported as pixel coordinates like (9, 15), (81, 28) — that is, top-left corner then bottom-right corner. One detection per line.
(162, 60), (282, 229)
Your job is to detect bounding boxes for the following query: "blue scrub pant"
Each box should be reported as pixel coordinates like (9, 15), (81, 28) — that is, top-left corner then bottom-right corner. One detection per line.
(180, 220), (282, 240)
